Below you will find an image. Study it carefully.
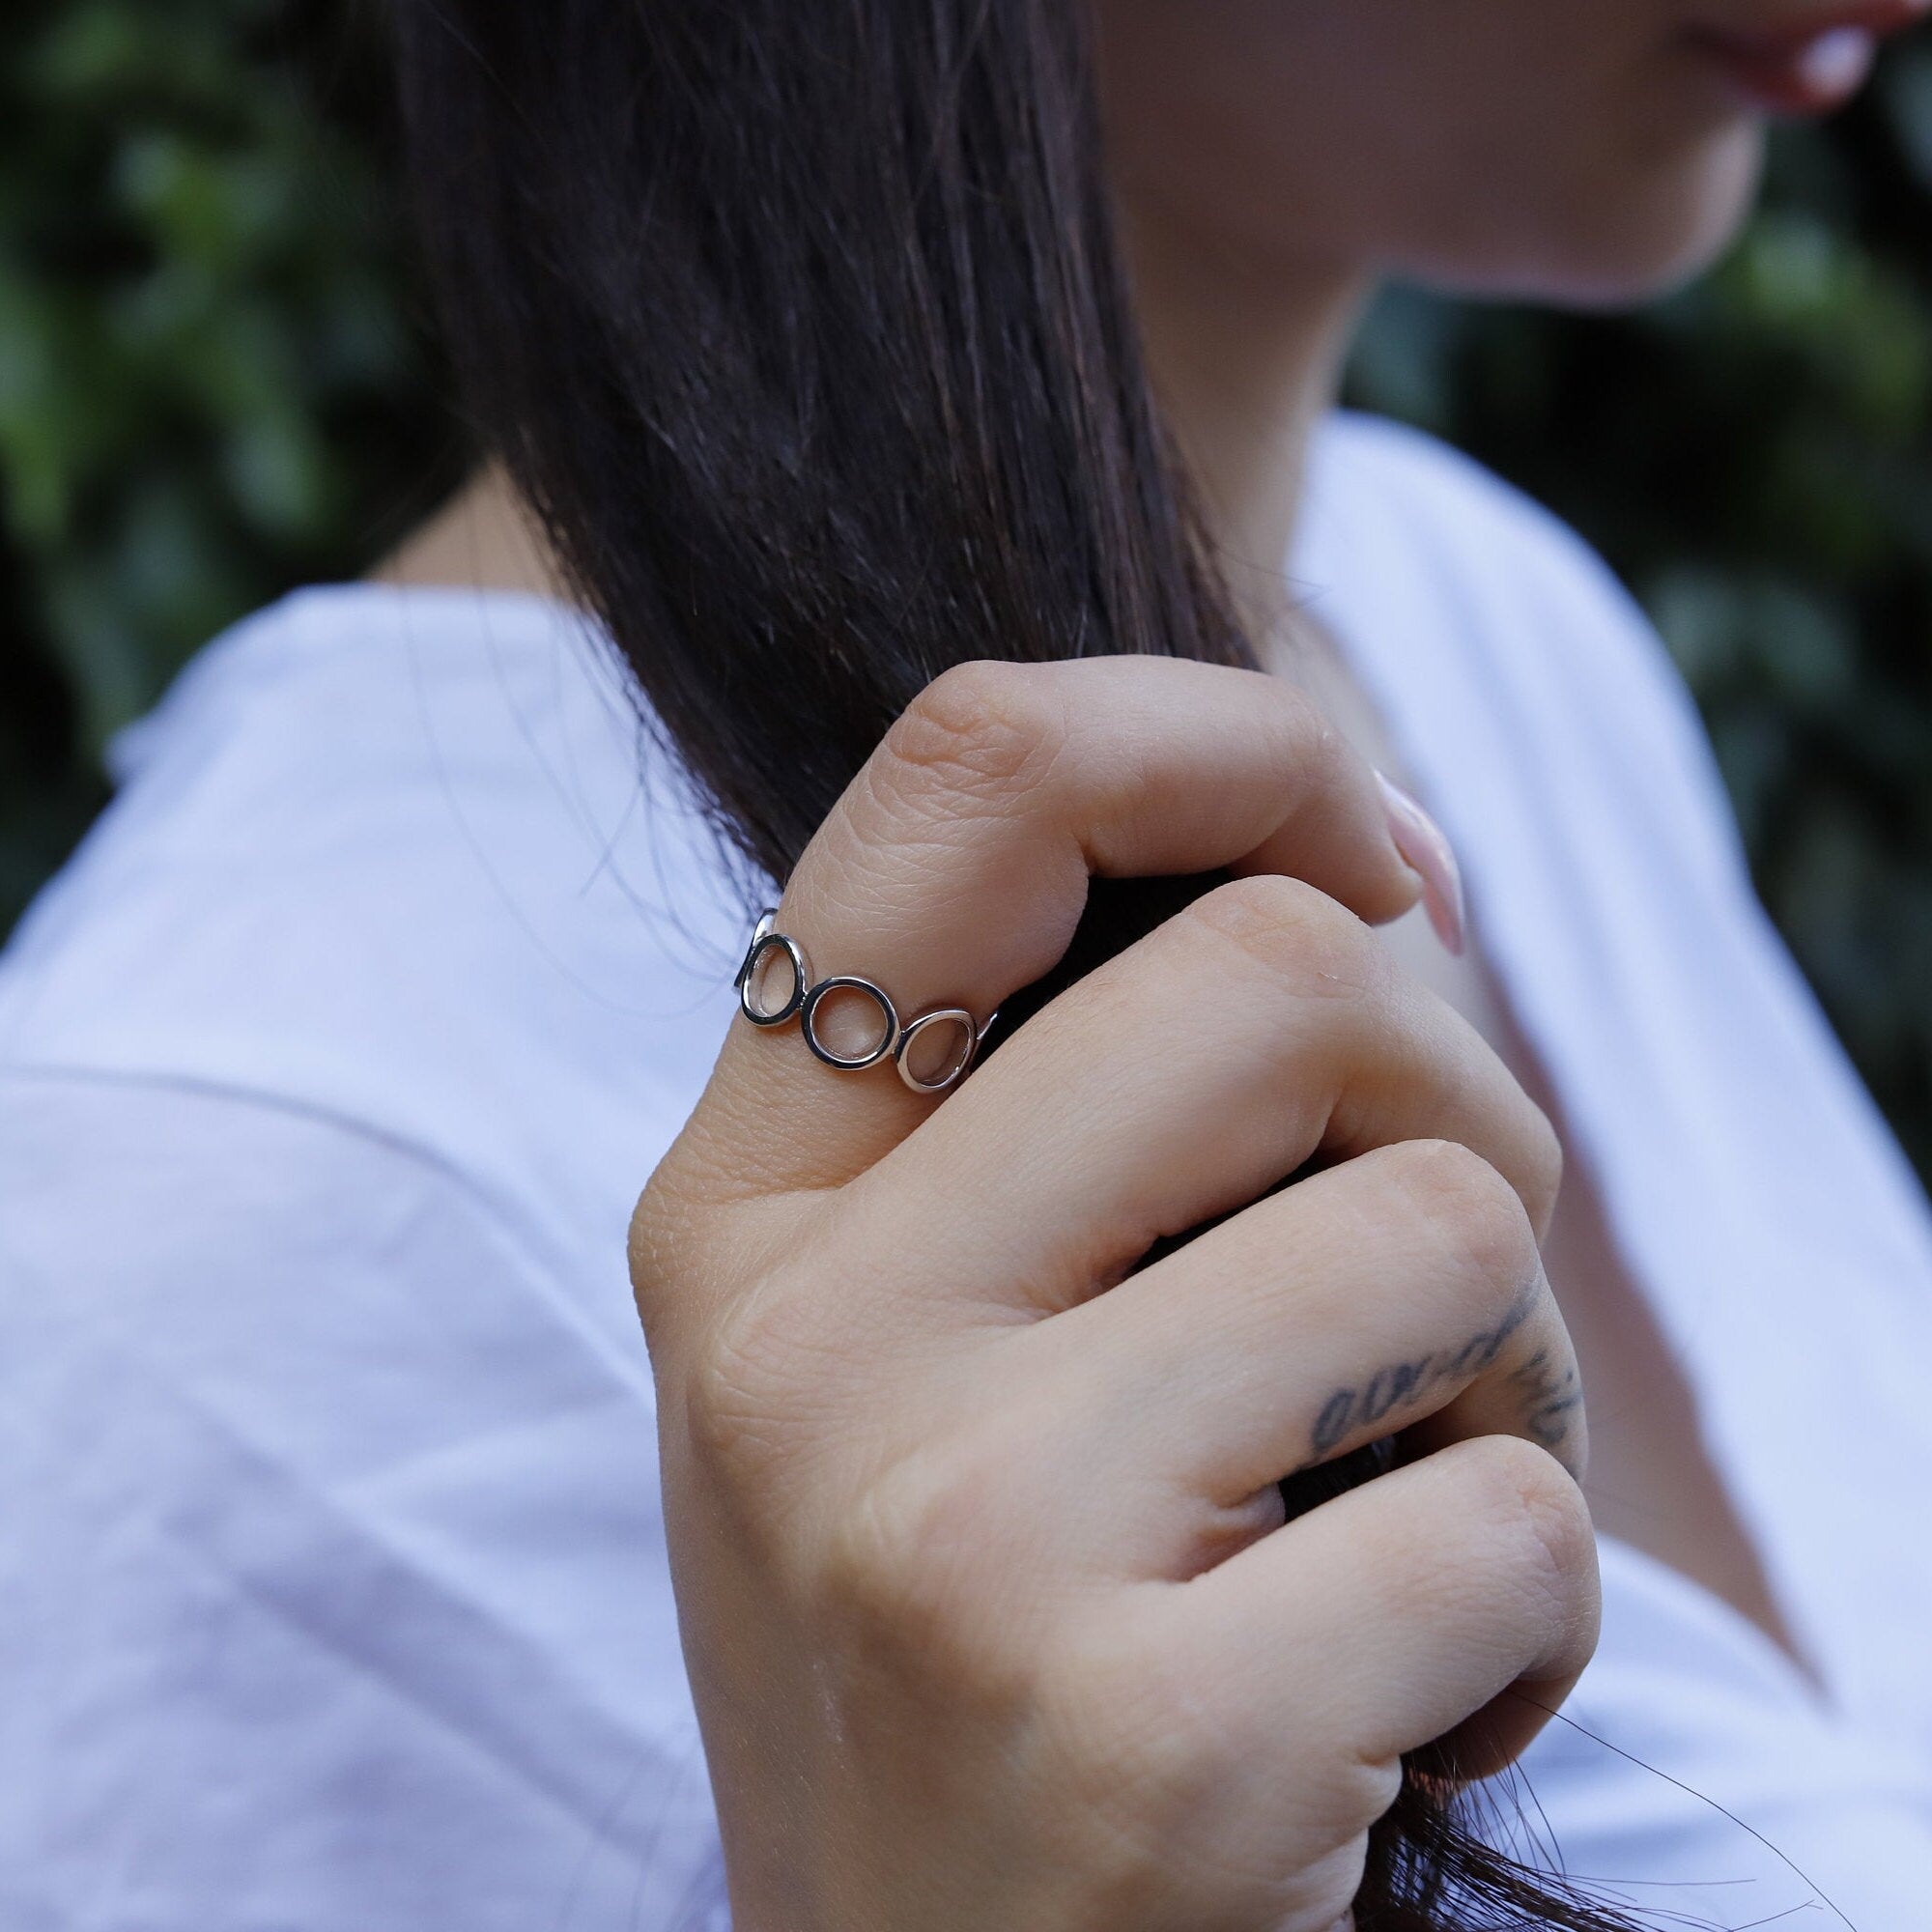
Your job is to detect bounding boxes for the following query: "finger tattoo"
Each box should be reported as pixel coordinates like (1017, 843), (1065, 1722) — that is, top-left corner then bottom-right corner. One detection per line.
(1301, 1285), (1539, 1465)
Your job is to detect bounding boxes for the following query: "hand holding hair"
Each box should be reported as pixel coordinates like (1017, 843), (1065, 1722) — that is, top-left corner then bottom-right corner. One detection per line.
(400, 2), (1634, 1913)
(633, 657), (1600, 1932)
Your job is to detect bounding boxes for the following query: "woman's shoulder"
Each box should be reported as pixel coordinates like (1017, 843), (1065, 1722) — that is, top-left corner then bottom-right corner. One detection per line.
(0, 582), (746, 1261)
(1309, 411), (1621, 579)
(1305, 410), (1662, 654)
(1300, 410), (1741, 874)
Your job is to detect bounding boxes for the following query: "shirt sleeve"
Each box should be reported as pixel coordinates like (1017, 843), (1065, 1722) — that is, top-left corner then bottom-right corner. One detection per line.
(0, 1069), (727, 1932)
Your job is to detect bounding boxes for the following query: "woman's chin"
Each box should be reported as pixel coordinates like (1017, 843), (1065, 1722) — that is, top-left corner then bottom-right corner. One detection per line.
(1417, 125), (1767, 313)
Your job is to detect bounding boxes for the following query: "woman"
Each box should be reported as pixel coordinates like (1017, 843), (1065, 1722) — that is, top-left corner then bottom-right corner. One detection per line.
(5, 1), (1932, 1926)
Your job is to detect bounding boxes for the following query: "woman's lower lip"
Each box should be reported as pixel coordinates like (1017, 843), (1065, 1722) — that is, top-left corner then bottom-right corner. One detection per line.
(1684, 23), (1880, 116)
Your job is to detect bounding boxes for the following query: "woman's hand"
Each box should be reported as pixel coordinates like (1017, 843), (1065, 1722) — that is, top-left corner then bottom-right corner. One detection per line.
(632, 658), (1599, 1932)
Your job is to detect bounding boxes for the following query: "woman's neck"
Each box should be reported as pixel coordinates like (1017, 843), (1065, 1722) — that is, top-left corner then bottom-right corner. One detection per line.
(376, 460), (564, 598)
(1122, 203), (1369, 631)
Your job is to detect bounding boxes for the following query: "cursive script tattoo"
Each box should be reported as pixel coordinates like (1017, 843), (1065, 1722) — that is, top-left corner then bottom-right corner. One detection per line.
(1504, 1345), (1582, 1453)
(1303, 1285), (1538, 1464)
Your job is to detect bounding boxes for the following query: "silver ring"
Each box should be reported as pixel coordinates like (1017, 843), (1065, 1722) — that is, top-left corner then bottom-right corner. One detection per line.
(737, 918), (810, 1027)
(801, 977), (899, 1071)
(733, 910), (984, 1094)
(895, 1009), (979, 1095)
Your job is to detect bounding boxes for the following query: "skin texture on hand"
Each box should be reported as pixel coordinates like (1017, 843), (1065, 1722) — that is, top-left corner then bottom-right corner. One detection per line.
(632, 660), (1600, 1932)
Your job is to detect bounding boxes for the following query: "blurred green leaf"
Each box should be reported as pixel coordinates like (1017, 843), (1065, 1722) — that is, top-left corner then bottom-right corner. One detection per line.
(0, 0), (458, 919)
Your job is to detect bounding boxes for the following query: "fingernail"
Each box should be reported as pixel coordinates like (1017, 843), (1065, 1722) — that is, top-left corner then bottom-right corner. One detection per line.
(1377, 772), (1467, 957)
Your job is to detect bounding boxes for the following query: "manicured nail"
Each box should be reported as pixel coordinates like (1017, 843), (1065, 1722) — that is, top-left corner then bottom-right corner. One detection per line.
(1377, 772), (1467, 957)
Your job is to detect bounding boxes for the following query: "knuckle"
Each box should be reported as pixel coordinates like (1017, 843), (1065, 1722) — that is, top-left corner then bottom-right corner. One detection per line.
(1245, 670), (1332, 759)
(1276, 685), (1349, 783)
(1520, 1100), (1566, 1230)
(1324, 1756), (1406, 1847)
(879, 661), (1064, 806)
(627, 1164), (715, 1350)
(1285, 1838), (1378, 1932)
(626, 1180), (681, 1308)
(819, 1431), (1033, 1676)
(679, 1281), (842, 1497)
(1182, 873), (1378, 997)
(1387, 1138), (1542, 1304)
(1252, 685), (1374, 864)
(1454, 1435), (1597, 1607)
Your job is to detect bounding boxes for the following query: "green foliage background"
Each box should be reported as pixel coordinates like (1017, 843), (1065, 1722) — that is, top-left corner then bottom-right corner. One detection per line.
(5, 2), (1932, 1178)
(0, 0), (454, 922)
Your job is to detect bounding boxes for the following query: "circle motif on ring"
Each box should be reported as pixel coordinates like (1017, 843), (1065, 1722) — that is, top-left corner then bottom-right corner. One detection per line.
(738, 924), (810, 1028)
(895, 1009), (979, 1094)
(735, 910), (777, 983)
(801, 977), (900, 1071)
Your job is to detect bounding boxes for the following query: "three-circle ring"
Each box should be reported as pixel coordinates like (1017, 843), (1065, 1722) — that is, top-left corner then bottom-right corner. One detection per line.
(734, 910), (984, 1096)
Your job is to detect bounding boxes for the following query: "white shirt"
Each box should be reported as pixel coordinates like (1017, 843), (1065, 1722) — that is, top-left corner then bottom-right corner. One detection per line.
(4, 412), (1930, 1930)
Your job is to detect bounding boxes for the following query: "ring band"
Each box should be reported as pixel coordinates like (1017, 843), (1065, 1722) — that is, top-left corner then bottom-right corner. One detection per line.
(735, 910), (983, 1095)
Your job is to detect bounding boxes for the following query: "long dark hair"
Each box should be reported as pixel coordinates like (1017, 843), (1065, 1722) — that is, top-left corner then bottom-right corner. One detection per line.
(394, 4), (1642, 1924)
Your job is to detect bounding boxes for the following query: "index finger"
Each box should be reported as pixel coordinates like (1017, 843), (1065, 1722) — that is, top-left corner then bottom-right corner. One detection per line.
(670, 655), (1429, 1200)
